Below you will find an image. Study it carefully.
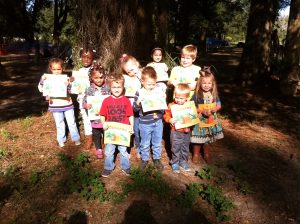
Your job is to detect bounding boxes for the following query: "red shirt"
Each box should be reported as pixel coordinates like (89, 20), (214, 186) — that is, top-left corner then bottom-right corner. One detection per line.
(100, 96), (133, 124)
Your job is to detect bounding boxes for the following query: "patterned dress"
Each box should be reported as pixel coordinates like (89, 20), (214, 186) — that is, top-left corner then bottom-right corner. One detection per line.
(190, 92), (224, 144)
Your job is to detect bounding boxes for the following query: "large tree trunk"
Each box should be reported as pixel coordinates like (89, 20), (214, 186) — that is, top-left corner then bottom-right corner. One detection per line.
(238, 0), (279, 85)
(280, 0), (300, 95)
(155, 0), (170, 49)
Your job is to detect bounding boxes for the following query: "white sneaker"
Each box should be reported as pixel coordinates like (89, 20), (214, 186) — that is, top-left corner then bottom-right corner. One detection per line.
(74, 141), (81, 146)
(58, 142), (65, 148)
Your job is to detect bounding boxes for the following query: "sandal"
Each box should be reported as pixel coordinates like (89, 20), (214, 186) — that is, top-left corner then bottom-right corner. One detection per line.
(95, 149), (103, 159)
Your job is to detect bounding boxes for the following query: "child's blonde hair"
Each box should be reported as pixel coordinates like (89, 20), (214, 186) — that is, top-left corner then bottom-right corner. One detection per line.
(141, 66), (157, 81)
(48, 58), (64, 71)
(181, 44), (197, 60)
(119, 54), (140, 73)
(195, 67), (218, 102)
(174, 83), (190, 97)
(107, 73), (125, 87)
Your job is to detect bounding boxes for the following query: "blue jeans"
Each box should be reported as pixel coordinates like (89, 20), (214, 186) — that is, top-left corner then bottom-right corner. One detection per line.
(134, 116), (140, 153)
(139, 119), (163, 161)
(104, 144), (130, 170)
(52, 109), (80, 144)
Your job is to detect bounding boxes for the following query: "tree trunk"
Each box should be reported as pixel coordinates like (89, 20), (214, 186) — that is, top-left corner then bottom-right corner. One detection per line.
(156, 0), (170, 49)
(238, 0), (279, 85)
(280, 0), (300, 95)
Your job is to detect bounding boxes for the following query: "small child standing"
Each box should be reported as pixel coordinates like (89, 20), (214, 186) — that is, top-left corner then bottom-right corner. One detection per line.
(38, 58), (80, 147)
(82, 64), (110, 159)
(164, 84), (191, 173)
(76, 48), (96, 149)
(146, 47), (169, 93)
(191, 68), (224, 164)
(120, 54), (142, 158)
(100, 74), (134, 177)
(133, 67), (166, 171)
(168, 44), (201, 99)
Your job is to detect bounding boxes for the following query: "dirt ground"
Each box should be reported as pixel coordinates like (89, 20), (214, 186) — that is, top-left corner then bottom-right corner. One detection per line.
(0, 48), (299, 224)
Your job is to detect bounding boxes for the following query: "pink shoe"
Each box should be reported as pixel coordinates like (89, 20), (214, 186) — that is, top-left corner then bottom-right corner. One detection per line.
(96, 149), (103, 159)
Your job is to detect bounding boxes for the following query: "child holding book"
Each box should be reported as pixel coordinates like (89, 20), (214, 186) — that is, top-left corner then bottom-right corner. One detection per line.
(100, 74), (134, 177)
(38, 58), (80, 147)
(168, 44), (201, 99)
(82, 64), (110, 159)
(133, 67), (166, 171)
(164, 83), (191, 173)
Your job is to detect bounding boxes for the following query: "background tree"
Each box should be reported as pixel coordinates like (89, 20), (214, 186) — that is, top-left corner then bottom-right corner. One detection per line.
(280, 0), (300, 95)
(238, 0), (280, 85)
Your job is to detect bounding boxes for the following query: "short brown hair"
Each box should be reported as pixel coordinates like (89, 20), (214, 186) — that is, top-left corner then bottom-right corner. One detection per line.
(141, 66), (157, 81)
(174, 83), (190, 96)
(48, 58), (64, 71)
(181, 44), (197, 60)
(107, 73), (125, 87)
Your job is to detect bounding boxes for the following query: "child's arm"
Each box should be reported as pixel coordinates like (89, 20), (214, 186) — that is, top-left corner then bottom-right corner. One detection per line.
(100, 116), (108, 130)
(128, 115), (134, 133)
(82, 89), (92, 109)
(163, 104), (176, 125)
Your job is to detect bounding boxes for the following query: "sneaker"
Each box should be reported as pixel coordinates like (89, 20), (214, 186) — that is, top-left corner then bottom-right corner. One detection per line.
(58, 142), (65, 148)
(122, 168), (131, 176)
(180, 163), (191, 172)
(95, 149), (103, 159)
(102, 169), (112, 177)
(171, 164), (180, 173)
(139, 160), (148, 170)
(74, 141), (81, 146)
(153, 159), (164, 171)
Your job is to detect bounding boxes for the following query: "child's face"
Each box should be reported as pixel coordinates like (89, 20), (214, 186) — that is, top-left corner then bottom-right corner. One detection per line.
(91, 71), (105, 87)
(152, 50), (162, 63)
(50, 62), (63, 74)
(174, 93), (188, 105)
(123, 60), (139, 77)
(110, 82), (124, 98)
(81, 51), (93, 67)
(180, 54), (195, 68)
(201, 77), (213, 92)
(142, 77), (157, 91)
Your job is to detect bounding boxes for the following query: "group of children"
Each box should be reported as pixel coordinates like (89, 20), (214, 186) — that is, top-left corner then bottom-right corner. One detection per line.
(38, 44), (224, 177)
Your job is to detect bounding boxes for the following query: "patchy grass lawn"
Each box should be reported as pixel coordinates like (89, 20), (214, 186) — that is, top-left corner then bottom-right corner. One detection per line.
(0, 51), (299, 224)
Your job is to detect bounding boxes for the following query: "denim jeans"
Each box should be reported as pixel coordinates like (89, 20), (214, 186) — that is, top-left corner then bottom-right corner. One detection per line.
(104, 144), (130, 171)
(134, 116), (140, 153)
(52, 109), (80, 144)
(139, 119), (163, 161)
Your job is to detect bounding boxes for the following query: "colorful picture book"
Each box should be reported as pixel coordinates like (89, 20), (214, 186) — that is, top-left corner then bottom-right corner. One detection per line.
(70, 70), (90, 94)
(123, 75), (141, 97)
(140, 89), (167, 112)
(42, 74), (68, 97)
(170, 101), (199, 129)
(87, 95), (109, 120)
(104, 122), (132, 147)
(198, 103), (219, 128)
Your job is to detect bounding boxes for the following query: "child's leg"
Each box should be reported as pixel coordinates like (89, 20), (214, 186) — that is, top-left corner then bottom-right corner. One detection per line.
(92, 128), (102, 149)
(151, 120), (163, 160)
(104, 144), (116, 170)
(133, 115), (140, 153)
(192, 143), (201, 164)
(170, 130), (181, 165)
(202, 143), (211, 164)
(80, 108), (93, 136)
(179, 132), (191, 169)
(139, 123), (152, 162)
(52, 111), (66, 144)
(64, 109), (80, 142)
(118, 145), (130, 170)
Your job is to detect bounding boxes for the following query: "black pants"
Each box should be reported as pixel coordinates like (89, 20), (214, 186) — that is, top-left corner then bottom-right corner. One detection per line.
(92, 128), (103, 149)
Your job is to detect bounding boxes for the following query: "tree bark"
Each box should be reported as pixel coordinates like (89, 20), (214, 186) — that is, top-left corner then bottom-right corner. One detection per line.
(280, 0), (300, 95)
(238, 0), (279, 85)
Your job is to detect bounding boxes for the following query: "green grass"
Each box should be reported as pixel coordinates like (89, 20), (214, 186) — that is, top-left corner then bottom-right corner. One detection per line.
(21, 116), (33, 129)
(0, 147), (9, 159)
(197, 166), (215, 180)
(0, 128), (17, 140)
